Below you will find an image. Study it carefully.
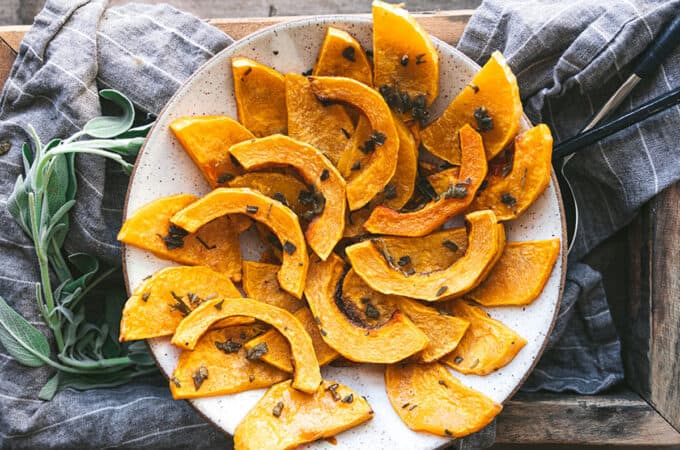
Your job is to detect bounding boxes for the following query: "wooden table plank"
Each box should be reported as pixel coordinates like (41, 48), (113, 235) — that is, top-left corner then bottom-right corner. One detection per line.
(628, 182), (680, 432)
(497, 391), (680, 446)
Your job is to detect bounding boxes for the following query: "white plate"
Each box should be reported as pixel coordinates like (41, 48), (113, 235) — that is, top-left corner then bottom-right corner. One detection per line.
(123, 16), (566, 450)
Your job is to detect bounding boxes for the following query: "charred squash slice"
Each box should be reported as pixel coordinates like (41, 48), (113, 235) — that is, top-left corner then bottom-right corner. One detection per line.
(385, 363), (501, 437)
(396, 298), (470, 363)
(285, 73), (354, 165)
(470, 124), (553, 221)
(441, 299), (527, 375)
(228, 172), (310, 218)
(169, 116), (252, 188)
(170, 188), (308, 298)
(469, 239), (560, 306)
(232, 57), (287, 137)
(229, 135), (346, 260)
(234, 380), (373, 450)
(372, 0), (439, 107)
(172, 298), (321, 393)
(118, 194), (242, 281)
(420, 51), (522, 164)
(313, 26), (373, 86)
(310, 76), (399, 210)
(119, 266), (249, 342)
(304, 253), (429, 363)
(242, 261), (305, 313)
(346, 210), (505, 301)
(374, 227), (468, 274)
(364, 125), (487, 236)
(244, 306), (339, 373)
(170, 325), (288, 399)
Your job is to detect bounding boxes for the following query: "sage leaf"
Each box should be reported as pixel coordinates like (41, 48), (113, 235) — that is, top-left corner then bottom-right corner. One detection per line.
(83, 89), (135, 138)
(0, 296), (50, 367)
(38, 372), (60, 401)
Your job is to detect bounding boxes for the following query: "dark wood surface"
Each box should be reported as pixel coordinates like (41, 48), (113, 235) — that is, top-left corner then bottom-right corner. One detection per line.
(628, 182), (680, 432)
(0, 11), (678, 448)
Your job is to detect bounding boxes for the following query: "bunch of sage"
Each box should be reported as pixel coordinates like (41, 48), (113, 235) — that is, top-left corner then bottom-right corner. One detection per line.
(0, 89), (157, 400)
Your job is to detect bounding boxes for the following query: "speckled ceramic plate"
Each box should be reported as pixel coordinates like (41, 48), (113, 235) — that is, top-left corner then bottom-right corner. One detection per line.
(122, 16), (566, 450)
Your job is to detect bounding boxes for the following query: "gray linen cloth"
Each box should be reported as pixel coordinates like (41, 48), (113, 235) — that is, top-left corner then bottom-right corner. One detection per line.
(1, 0), (679, 448)
(459, 0), (680, 393)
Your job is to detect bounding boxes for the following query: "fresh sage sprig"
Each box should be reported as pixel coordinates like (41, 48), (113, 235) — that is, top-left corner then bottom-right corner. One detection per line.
(0, 89), (157, 400)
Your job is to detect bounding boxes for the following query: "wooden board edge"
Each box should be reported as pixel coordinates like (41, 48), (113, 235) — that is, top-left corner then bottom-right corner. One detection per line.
(496, 390), (680, 446)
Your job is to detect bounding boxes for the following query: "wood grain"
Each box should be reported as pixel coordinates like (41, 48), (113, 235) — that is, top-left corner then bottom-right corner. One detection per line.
(496, 390), (680, 446)
(628, 182), (680, 432)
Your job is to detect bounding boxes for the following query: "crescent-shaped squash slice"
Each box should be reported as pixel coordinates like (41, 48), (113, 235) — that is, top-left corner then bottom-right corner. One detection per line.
(229, 135), (346, 260)
(313, 26), (373, 86)
(346, 210), (505, 301)
(285, 73), (354, 165)
(396, 298), (470, 363)
(469, 239), (560, 306)
(304, 253), (429, 363)
(310, 76), (399, 210)
(339, 114), (418, 210)
(119, 266), (250, 342)
(420, 51), (522, 164)
(170, 325), (288, 399)
(169, 116), (253, 188)
(118, 194), (242, 281)
(242, 261), (305, 313)
(232, 57), (287, 137)
(374, 227), (468, 274)
(234, 380), (373, 450)
(385, 363), (501, 438)
(470, 124), (553, 221)
(228, 172), (311, 218)
(244, 306), (339, 373)
(373, 1), (439, 107)
(172, 298), (321, 393)
(171, 188), (308, 298)
(441, 299), (527, 375)
(364, 124), (487, 236)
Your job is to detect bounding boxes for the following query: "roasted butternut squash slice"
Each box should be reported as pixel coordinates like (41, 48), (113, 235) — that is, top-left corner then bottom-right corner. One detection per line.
(339, 114), (417, 210)
(118, 194), (243, 281)
(171, 188), (308, 298)
(365, 125), (487, 236)
(285, 73), (354, 165)
(396, 298), (470, 363)
(119, 266), (250, 342)
(346, 210), (505, 301)
(441, 299), (527, 375)
(428, 167), (460, 194)
(242, 261), (305, 313)
(470, 124), (553, 221)
(169, 116), (253, 188)
(373, 0), (439, 107)
(234, 380), (373, 450)
(228, 171), (310, 219)
(170, 325), (288, 399)
(172, 298), (321, 393)
(340, 268), (399, 327)
(232, 57), (287, 137)
(420, 51), (522, 164)
(229, 135), (346, 260)
(385, 363), (501, 437)
(304, 253), (429, 363)
(313, 26), (373, 86)
(469, 239), (560, 306)
(310, 76), (399, 210)
(374, 227), (468, 274)
(244, 306), (339, 373)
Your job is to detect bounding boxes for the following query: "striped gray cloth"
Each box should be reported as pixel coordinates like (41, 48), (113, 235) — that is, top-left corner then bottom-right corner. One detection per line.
(459, 0), (680, 393)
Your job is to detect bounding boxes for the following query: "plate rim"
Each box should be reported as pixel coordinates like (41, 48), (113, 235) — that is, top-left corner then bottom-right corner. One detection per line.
(121, 13), (567, 442)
